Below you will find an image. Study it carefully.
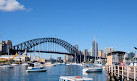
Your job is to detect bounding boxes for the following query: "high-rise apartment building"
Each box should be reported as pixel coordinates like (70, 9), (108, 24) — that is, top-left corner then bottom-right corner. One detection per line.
(105, 47), (114, 58)
(0, 40), (12, 55)
(98, 50), (103, 57)
(102, 53), (106, 58)
(105, 47), (114, 54)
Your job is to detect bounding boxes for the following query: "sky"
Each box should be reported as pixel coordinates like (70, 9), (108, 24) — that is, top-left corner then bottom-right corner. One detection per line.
(0, 0), (137, 59)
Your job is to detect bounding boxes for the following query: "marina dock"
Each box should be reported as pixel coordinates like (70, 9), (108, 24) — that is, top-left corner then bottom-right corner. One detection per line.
(105, 65), (137, 81)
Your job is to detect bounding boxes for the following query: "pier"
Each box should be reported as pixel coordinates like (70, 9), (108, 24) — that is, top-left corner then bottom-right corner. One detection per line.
(105, 65), (137, 81)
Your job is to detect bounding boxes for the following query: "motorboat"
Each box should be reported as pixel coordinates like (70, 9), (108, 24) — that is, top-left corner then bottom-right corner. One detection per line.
(83, 65), (102, 73)
(26, 67), (47, 72)
(26, 62), (46, 72)
(27, 62), (44, 69)
(83, 67), (102, 73)
(59, 76), (93, 81)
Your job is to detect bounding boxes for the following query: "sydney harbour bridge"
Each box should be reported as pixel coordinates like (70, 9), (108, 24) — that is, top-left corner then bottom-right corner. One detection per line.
(10, 37), (105, 63)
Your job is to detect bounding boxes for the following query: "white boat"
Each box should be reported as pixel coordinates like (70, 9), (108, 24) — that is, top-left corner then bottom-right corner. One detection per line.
(5, 65), (13, 68)
(83, 66), (102, 73)
(22, 63), (28, 66)
(26, 62), (46, 72)
(76, 63), (83, 66)
(94, 59), (102, 67)
(44, 62), (56, 67)
(26, 67), (47, 72)
(28, 62), (44, 69)
(59, 76), (93, 81)
(11, 63), (19, 66)
(66, 63), (82, 66)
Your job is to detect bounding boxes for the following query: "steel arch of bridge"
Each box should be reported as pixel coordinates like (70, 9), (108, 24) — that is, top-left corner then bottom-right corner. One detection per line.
(11, 38), (77, 55)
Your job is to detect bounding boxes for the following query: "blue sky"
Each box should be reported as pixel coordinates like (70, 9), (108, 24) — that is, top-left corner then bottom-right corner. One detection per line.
(0, 0), (137, 59)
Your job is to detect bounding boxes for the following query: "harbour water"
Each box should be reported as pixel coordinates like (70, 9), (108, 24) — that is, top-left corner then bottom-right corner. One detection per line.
(0, 64), (107, 81)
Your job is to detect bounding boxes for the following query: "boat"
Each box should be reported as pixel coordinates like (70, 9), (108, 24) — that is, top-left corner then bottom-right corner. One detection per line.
(11, 63), (19, 66)
(76, 63), (83, 66)
(26, 62), (46, 72)
(0, 64), (13, 68)
(94, 59), (102, 67)
(22, 63), (28, 66)
(83, 65), (102, 73)
(66, 63), (83, 66)
(26, 67), (47, 72)
(83, 60), (102, 73)
(44, 62), (56, 67)
(59, 76), (93, 81)
(28, 62), (44, 69)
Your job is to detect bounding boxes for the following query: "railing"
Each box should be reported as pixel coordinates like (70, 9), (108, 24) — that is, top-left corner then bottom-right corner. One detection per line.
(105, 65), (137, 81)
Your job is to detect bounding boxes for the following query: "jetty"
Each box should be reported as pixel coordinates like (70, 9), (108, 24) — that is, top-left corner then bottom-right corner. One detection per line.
(105, 51), (137, 81)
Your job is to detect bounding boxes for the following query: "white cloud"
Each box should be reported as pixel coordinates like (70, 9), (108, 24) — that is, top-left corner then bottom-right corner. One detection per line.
(0, 0), (25, 12)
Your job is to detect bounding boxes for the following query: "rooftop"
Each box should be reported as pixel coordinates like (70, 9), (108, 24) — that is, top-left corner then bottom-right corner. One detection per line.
(107, 51), (126, 56)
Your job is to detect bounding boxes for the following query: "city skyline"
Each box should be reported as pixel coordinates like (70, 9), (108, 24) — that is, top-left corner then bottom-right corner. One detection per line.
(0, 0), (137, 59)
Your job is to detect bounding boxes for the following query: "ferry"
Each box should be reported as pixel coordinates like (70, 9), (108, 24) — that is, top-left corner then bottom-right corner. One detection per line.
(59, 76), (93, 81)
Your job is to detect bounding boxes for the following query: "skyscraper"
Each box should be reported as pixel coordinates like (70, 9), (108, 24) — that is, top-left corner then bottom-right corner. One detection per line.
(83, 49), (88, 63)
(105, 47), (114, 54)
(91, 40), (98, 57)
(98, 50), (103, 57)
(105, 47), (114, 58)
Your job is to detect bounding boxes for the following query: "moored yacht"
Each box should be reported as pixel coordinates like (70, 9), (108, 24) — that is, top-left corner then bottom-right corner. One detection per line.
(11, 63), (19, 66)
(22, 63), (28, 66)
(83, 59), (102, 73)
(83, 65), (102, 73)
(26, 62), (46, 72)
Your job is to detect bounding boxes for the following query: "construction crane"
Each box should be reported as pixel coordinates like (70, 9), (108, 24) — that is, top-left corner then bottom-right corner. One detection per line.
(12, 53), (19, 60)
